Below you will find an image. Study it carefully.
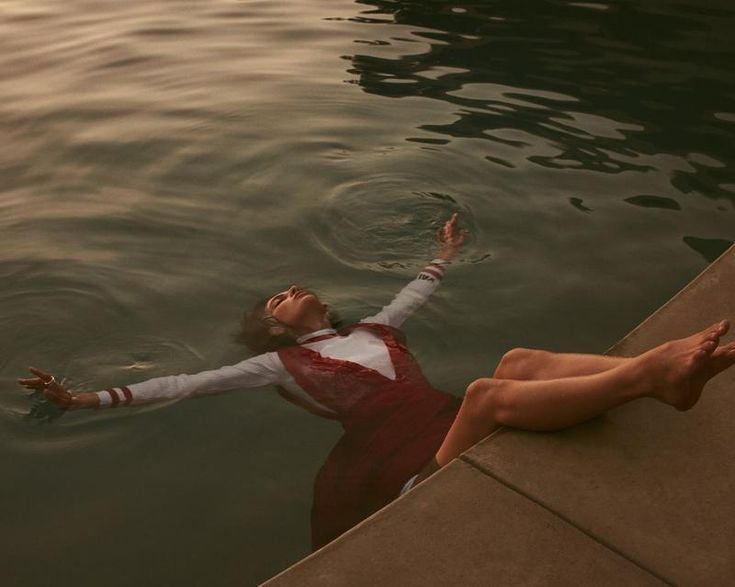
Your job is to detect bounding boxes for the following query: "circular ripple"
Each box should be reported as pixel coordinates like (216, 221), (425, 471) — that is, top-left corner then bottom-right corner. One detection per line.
(60, 334), (208, 421)
(3, 332), (207, 454)
(311, 174), (476, 271)
(0, 260), (207, 452)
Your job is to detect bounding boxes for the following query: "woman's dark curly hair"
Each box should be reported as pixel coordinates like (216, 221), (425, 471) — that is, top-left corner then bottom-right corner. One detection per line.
(234, 297), (295, 354)
(234, 296), (342, 355)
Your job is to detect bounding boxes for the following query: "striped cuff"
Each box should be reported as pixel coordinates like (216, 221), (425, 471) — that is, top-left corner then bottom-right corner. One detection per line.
(96, 386), (134, 408)
(419, 259), (450, 282)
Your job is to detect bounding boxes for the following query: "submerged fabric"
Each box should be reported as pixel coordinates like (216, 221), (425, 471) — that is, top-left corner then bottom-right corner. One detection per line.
(278, 322), (460, 550)
(399, 473), (420, 496)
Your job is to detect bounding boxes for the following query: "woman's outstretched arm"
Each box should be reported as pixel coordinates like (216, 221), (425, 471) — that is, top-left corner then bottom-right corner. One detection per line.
(361, 213), (467, 328)
(18, 352), (286, 410)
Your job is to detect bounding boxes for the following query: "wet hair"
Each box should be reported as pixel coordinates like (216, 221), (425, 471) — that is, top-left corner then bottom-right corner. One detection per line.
(234, 297), (297, 354)
(234, 295), (343, 355)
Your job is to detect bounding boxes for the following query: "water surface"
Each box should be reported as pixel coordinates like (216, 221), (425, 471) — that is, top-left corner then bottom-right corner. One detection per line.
(0, 0), (733, 584)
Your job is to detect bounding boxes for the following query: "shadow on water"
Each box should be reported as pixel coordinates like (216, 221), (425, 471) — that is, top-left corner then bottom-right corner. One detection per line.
(682, 236), (732, 262)
(340, 0), (734, 215)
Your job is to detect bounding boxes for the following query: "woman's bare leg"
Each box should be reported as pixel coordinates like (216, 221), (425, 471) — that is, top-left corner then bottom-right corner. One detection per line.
(435, 320), (733, 467)
(494, 348), (629, 380)
(494, 322), (732, 381)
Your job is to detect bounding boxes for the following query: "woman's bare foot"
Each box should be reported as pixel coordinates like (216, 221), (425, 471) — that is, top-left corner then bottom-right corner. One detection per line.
(639, 320), (729, 410)
(682, 340), (735, 411)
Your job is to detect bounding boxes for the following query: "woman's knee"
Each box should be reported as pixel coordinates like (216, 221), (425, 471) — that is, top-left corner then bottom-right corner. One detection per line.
(494, 347), (542, 379)
(464, 377), (509, 421)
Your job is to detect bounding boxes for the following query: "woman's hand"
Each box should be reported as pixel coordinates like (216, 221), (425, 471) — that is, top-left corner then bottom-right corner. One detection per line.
(17, 367), (98, 410)
(18, 367), (74, 409)
(435, 212), (468, 261)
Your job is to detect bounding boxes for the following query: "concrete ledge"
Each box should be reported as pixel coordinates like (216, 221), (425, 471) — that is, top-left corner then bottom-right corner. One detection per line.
(264, 246), (735, 586)
(264, 460), (663, 586)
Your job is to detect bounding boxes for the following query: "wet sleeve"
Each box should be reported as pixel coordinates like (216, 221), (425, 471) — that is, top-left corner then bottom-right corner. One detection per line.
(94, 352), (286, 407)
(360, 258), (450, 328)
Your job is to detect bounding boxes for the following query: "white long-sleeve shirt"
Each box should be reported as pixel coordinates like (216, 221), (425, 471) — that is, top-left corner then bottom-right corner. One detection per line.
(96, 259), (450, 412)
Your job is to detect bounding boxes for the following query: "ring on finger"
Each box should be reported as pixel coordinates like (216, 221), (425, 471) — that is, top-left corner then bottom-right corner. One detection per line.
(43, 376), (57, 388)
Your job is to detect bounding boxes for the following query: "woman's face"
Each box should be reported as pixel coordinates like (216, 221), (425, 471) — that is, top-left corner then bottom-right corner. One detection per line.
(265, 285), (325, 329)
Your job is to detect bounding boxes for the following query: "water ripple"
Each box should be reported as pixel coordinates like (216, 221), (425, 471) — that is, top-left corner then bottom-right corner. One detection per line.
(310, 173), (482, 272)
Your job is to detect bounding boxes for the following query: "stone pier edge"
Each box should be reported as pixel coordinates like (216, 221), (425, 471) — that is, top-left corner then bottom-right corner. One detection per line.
(458, 452), (670, 584)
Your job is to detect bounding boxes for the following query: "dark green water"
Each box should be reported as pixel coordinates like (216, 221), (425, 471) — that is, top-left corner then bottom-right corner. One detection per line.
(1, 0), (733, 584)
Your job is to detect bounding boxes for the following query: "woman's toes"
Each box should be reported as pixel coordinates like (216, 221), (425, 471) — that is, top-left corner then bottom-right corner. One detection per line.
(704, 320), (729, 340)
(692, 348), (707, 367)
(723, 344), (735, 362)
(714, 343), (735, 363)
(705, 339), (718, 352)
(693, 323), (723, 346)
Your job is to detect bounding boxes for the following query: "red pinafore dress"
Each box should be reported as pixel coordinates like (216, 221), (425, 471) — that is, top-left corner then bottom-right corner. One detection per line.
(277, 322), (460, 551)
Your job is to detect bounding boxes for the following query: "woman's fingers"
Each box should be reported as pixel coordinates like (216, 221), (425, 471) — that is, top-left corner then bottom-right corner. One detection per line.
(28, 367), (62, 390)
(18, 368), (51, 388)
(445, 222), (467, 243)
(17, 376), (43, 385)
(437, 214), (468, 254)
(18, 367), (71, 407)
(28, 366), (52, 379)
(18, 368), (47, 389)
(439, 214), (457, 240)
(445, 213), (457, 234)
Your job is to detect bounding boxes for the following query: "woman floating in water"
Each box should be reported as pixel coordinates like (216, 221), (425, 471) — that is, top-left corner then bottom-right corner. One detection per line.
(18, 213), (735, 549)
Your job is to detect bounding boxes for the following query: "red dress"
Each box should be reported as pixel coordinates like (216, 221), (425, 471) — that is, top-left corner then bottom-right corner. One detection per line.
(278, 322), (460, 550)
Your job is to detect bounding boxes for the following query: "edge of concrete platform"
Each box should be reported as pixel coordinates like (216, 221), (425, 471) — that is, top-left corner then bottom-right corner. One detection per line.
(260, 423), (508, 587)
(605, 244), (734, 354)
(262, 246), (734, 586)
(263, 460), (666, 587)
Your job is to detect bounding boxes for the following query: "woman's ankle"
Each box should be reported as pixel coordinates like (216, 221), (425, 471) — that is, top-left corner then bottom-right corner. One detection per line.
(620, 353), (661, 400)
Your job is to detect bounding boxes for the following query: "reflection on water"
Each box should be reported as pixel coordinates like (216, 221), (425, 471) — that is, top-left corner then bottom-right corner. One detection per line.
(346, 0), (734, 212)
(0, 0), (733, 584)
(624, 194), (681, 210)
(345, 0), (733, 264)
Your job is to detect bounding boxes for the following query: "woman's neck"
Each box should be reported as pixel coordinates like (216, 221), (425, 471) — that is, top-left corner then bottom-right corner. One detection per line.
(290, 315), (333, 338)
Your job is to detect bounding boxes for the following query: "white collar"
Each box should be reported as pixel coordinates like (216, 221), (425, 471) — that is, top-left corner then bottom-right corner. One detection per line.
(297, 328), (338, 344)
